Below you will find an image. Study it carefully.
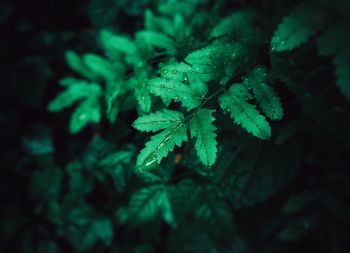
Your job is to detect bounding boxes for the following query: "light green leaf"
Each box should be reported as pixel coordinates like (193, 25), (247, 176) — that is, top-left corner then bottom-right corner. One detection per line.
(219, 83), (271, 139)
(65, 51), (96, 79)
(70, 98), (101, 134)
(244, 67), (284, 120)
(48, 81), (101, 112)
(189, 109), (218, 166)
(136, 30), (175, 53)
(271, 2), (325, 52)
(99, 29), (137, 56)
(133, 109), (184, 133)
(83, 53), (116, 80)
(136, 122), (188, 170)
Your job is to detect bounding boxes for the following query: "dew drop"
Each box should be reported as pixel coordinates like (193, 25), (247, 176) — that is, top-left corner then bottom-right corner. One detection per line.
(172, 70), (177, 74)
(162, 70), (168, 74)
(174, 95), (179, 101)
(191, 71), (196, 75)
(160, 85), (165, 88)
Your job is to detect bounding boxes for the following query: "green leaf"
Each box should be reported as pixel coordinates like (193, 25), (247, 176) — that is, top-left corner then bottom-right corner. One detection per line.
(136, 122), (188, 171)
(48, 81), (101, 112)
(244, 66), (284, 120)
(133, 109), (184, 133)
(271, 2), (325, 52)
(82, 53), (116, 80)
(69, 98), (101, 134)
(219, 83), (271, 139)
(128, 71), (152, 113)
(65, 51), (96, 79)
(185, 43), (251, 84)
(210, 10), (255, 39)
(148, 62), (208, 110)
(118, 185), (175, 226)
(99, 29), (137, 56)
(189, 109), (218, 167)
(136, 30), (175, 53)
(75, 217), (114, 252)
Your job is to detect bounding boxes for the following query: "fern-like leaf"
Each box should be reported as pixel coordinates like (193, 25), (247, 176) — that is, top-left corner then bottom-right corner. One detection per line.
(65, 51), (96, 80)
(133, 109), (184, 133)
(219, 83), (271, 139)
(189, 109), (218, 167)
(148, 62), (208, 110)
(244, 67), (284, 120)
(271, 2), (325, 52)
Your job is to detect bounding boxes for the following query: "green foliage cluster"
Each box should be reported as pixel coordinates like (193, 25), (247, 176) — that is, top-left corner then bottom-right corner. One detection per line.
(1, 0), (350, 252)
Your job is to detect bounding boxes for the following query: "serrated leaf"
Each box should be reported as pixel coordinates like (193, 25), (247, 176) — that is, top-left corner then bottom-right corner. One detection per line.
(136, 122), (188, 171)
(185, 43), (251, 83)
(148, 62), (208, 110)
(132, 109), (184, 133)
(48, 81), (101, 112)
(219, 83), (271, 139)
(118, 185), (175, 226)
(189, 109), (218, 166)
(244, 67), (283, 120)
(271, 2), (325, 52)
(65, 51), (96, 79)
(69, 98), (101, 134)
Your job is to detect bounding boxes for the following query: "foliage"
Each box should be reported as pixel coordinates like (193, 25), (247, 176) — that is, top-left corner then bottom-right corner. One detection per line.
(1, 0), (350, 253)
